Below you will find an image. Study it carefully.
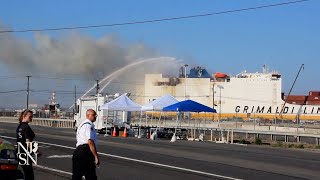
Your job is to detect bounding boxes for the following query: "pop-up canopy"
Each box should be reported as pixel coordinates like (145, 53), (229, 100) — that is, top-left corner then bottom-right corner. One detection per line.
(100, 94), (141, 111)
(141, 94), (179, 111)
(162, 99), (216, 113)
(162, 99), (217, 142)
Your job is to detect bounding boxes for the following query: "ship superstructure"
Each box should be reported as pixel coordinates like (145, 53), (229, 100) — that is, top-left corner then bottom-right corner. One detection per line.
(143, 66), (320, 120)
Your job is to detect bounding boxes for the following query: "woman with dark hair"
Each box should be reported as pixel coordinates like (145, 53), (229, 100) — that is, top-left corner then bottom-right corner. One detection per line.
(16, 109), (35, 180)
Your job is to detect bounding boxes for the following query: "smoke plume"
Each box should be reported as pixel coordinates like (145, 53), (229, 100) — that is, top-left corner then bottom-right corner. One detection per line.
(1, 24), (177, 77)
(0, 23), (181, 107)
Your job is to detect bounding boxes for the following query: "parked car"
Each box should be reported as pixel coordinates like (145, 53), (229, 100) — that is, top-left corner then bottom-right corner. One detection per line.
(0, 138), (23, 180)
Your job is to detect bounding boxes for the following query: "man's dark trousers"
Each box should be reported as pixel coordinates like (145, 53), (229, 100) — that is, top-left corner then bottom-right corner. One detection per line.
(72, 144), (97, 180)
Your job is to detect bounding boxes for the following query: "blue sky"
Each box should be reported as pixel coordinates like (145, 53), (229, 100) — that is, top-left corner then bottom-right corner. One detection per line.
(0, 0), (319, 108)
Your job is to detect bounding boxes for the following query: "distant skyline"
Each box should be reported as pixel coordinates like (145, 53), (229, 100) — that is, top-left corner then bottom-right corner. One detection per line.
(0, 0), (319, 108)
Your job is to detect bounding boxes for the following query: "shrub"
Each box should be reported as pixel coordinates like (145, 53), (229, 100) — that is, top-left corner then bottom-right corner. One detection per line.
(255, 137), (262, 145)
(239, 139), (246, 144)
(315, 145), (320, 149)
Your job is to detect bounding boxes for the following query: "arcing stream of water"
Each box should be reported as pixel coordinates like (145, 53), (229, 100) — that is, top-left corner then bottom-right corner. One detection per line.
(68, 57), (176, 109)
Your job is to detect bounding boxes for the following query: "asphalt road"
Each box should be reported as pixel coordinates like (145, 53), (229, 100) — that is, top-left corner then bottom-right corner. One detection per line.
(1, 122), (320, 180)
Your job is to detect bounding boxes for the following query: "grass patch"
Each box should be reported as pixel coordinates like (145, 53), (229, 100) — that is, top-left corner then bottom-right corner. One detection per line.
(288, 144), (294, 148)
(316, 145), (320, 149)
(295, 144), (304, 149)
(272, 141), (283, 147)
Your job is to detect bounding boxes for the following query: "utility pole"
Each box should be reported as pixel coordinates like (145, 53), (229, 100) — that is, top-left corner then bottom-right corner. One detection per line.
(74, 85), (77, 113)
(219, 87), (222, 121)
(184, 64), (188, 99)
(26, 76), (31, 109)
(212, 83), (215, 121)
(212, 84), (215, 108)
(96, 80), (99, 95)
(216, 85), (224, 141)
(217, 85), (224, 121)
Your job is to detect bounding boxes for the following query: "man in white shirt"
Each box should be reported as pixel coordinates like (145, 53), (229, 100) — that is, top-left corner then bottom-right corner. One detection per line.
(72, 109), (100, 180)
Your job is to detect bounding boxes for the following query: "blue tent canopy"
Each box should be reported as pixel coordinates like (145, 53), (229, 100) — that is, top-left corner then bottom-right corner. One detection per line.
(162, 100), (216, 113)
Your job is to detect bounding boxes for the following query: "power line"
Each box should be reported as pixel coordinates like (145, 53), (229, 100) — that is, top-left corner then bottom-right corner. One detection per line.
(1, 74), (145, 85)
(31, 76), (92, 81)
(0, 75), (146, 88)
(0, 0), (309, 34)
(0, 75), (26, 79)
(0, 90), (26, 94)
(30, 90), (88, 95)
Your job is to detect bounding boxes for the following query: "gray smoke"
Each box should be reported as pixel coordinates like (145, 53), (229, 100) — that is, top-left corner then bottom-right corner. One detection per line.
(0, 23), (182, 78)
(0, 23), (182, 107)
(0, 24), (168, 78)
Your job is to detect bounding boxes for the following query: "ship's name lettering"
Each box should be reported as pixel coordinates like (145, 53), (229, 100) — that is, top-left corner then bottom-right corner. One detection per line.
(235, 106), (320, 114)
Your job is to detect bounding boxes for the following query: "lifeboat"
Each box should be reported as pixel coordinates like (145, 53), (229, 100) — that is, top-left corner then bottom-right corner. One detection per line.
(215, 72), (228, 78)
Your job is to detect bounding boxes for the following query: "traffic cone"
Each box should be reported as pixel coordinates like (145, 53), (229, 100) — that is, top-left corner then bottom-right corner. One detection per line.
(122, 128), (128, 137)
(112, 127), (117, 137)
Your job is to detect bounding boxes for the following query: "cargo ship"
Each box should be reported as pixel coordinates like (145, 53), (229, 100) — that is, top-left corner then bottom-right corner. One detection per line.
(143, 66), (320, 121)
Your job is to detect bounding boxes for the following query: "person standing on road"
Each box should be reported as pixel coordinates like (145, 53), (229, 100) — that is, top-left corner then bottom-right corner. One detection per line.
(72, 109), (100, 180)
(16, 109), (35, 180)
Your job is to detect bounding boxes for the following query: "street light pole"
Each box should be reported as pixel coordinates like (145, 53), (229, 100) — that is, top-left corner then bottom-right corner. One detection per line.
(74, 85), (77, 114)
(216, 85), (224, 142)
(220, 89), (221, 120)
(26, 76), (31, 109)
(96, 80), (99, 96)
(236, 111), (238, 128)
(183, 64), (188, 130)
(219, 86), (222, 120)
(184, 64), (188, 100)
(212, 83), (215, 122)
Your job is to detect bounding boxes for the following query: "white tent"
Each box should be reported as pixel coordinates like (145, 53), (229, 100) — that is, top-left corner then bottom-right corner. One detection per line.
(100, 94), (141, 111)
(141, 94), (179, 111)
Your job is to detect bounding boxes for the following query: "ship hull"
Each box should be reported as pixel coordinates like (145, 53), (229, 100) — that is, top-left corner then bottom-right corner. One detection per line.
(143, 69), (320, 121)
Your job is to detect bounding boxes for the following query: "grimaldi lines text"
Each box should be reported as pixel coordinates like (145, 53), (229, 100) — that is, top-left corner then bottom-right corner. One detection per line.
(235, 105), (320, 114)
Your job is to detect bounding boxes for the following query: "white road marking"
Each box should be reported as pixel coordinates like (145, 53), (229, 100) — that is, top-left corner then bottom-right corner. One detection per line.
(39, 145), (51, 148)
(0, 135), (241, 180)
(47, 155), (73, 159)
(34, 164), (72, 176)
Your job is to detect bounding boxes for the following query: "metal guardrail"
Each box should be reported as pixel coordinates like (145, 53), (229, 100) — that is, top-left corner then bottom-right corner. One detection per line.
(132, 123), (320, 144)
(224, 128), (320, 138)
(1, 116), (319, 139)
(137, 123), (320, 137)
(132, 121), (320, 142)
(132, 120), (320, 134)
(0, 117), (74, 128)
(1, 117), (319, 144)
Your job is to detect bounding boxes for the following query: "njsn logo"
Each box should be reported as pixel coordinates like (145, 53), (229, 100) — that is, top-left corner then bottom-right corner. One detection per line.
(16, 142), (38, 165)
